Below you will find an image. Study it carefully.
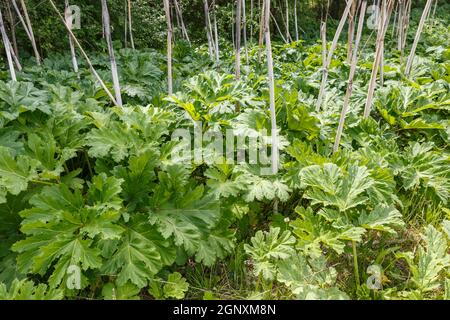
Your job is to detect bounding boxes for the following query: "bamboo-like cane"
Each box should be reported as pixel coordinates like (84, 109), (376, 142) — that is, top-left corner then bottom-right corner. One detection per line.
(0, 8), (16, 81)
(250, 0), (254, 43)
(124, 0), (128, 47)
(263, 0), (278, 176)
(242, 0), (249, 65)
(7, 34), (22, 71)
(235, 0), (242, 112)
(401, 0), (412, 54)
(257, 0), (265, 62)
(320, 21), (327, 91)
(294, 0), (299, 41)
(397, 0), (404, 51)
(65, 0), (78, 74)
(127, 0), (135, 49)
(163, 0), (173, 95)
(48, 0), (117, 105)
(235, 0), (241, 81)
(334, 0), (367, 153)
(431, 0), (438, 27)
(5, 1), (18, 56)
(391, 0), (398, 38)
(347, 0), (357, 64)
(363, 0), (394, 119)
(264, 0), (279, 218)
(315, 0), (353, 112)
(11, 0), (40, 64)
(19, 0), (40, 64)
(203, 0), (214, 58)
(174, 0), (190, 44)
(270, 12), (287, 43)
(2, 1), (21, 71)
(405, 0), (433, 76)
(285, 0), (290, 42)
(212, 1), (219, 64)
(101, 0), (123, 106)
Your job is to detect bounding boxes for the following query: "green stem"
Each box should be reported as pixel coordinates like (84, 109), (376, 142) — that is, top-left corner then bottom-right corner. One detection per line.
(84, 150), (94, 178)
(352, 241), (360, 290)
(255, 273), (262, 292)
(31, 180), (55, 186)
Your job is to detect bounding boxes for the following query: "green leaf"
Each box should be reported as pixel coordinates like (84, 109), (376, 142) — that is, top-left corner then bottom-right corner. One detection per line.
(300, 164), (373, 212)
(11, 177), (125, 287)
(102, 224), (163, 288)
(102, 282), (141, 300)
(86, 122), (139, 162)
(277, 253), (349, 300)
(195, 228), (235, 266)
(113, 149), (159, 210)
(149, 182), (222, 256)
(0, 147), (38, 204)
(244, 227), (296, 280)
(358, 205), (405, 235)
(397, 225), (450, 294)
(0, 279), (63, 300)
(291, 206), (365, 257)
(163, 272), (189, 299)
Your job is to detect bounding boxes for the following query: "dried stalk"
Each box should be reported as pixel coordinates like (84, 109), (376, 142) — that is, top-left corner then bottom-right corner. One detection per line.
(334, 0), (367, 153)
(315, 0), (354, 111)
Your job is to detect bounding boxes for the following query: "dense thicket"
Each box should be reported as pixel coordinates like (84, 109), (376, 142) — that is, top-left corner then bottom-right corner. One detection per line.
(0, 0), (438, 57)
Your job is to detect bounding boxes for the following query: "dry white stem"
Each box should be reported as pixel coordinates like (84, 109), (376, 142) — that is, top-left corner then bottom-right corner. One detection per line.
(264, 0), (278, 176)
(163, 0), (173, 95)
(316, 0), (353, 111)
(127, 0), (135, 49)
(0, 8), (17, 81)
(101, 0), (123, 106)
(48, 0), (117, 105)
(405, 0), (433, 75)
(65, 0), (78, 74)
(19, 0), (40, 64)
(334, 0), (367, 153)
(363, 0), (394, 118)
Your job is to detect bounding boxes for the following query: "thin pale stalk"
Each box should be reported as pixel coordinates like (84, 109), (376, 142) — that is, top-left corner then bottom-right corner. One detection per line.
(405, 0), (433, 75)
(270, 12), (287, 43)
(363, 0), (394, 118)
(235, 0), (242, 81)
(48, 0), (118, 105)
(242, 0), (249, 65)
(212, 1), (220, 64)
(124, 0), (128, 47)
(19, 0), (40, 64)
(285, 0), (289, 42)
(163, 0), (173, 95)
(264, 0), (278, 176)
(257, 0), (265, 62)
(101, 0), (123, 106)
(431, 0), (438, 27)
(320, 21), (326, 90)
(203, 0), (214, 58)
(401, 0), (412, 53)
(294, 0), (299, 41)
(65, 0), (78, 74)
(250, 0), (254, 43)
(174, 0), (190, 44)
(5, 1), (18, 56)
(0, 8), (17, 81)
(128, 0), (135, 49)
(235, 0), (242, 112)
(347, 0), (356, 63)
(316, 0), (353, 111)
(333, 0), (367, 153)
